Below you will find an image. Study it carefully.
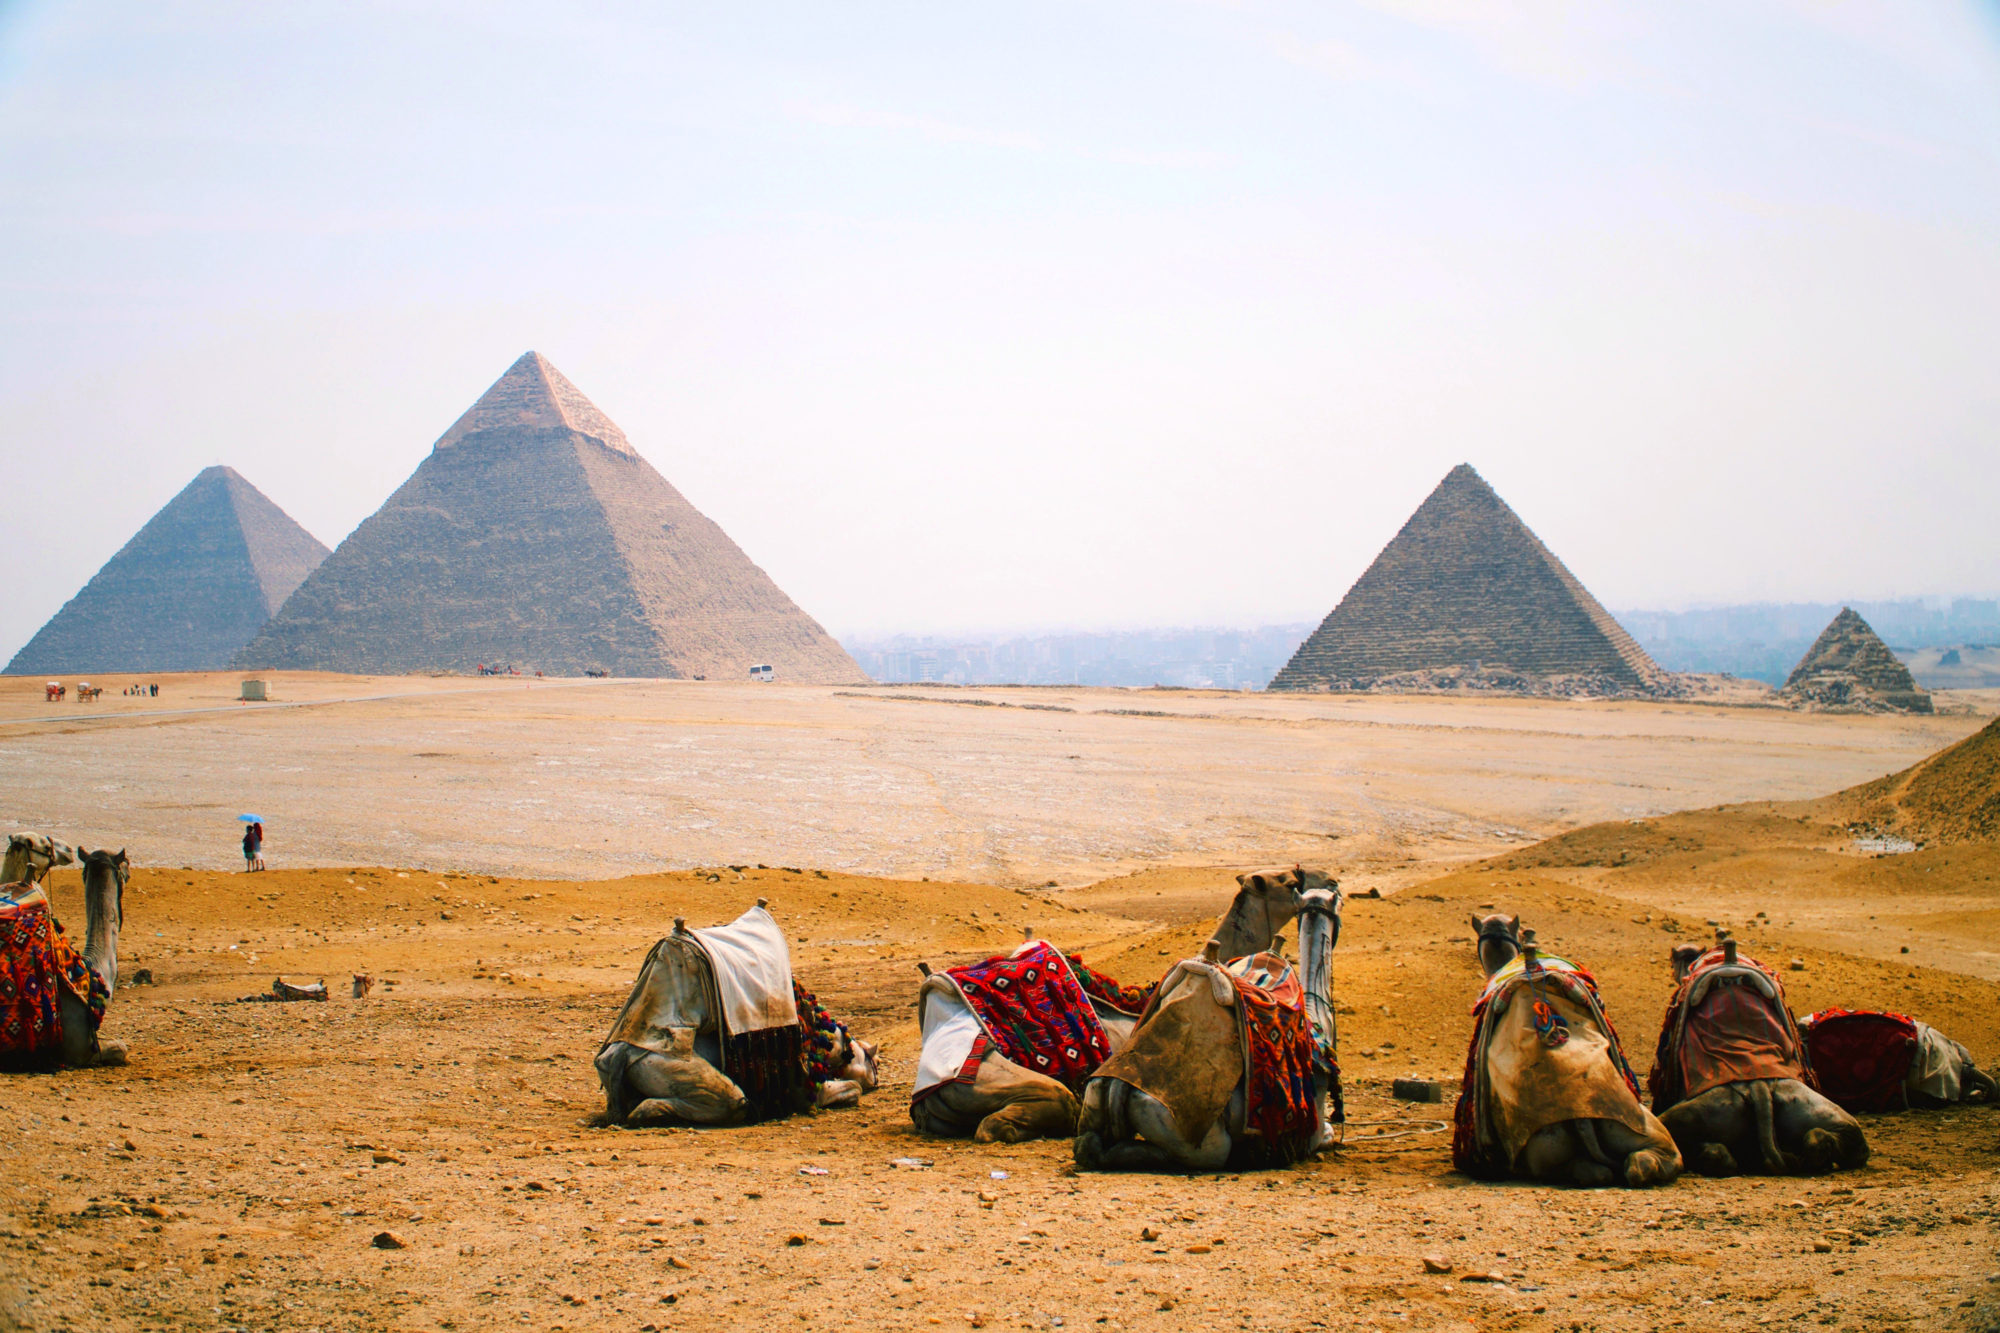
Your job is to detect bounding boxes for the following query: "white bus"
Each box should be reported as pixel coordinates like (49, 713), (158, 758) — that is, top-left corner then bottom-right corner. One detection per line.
(749, 664), (775, 682)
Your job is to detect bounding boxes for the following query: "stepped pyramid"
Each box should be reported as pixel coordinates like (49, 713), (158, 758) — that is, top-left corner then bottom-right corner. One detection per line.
(7, 466), (328, 675)
(234, 352), (866, 682)
(1780, 608), (1932, 714)
(1270, 464), (1665, 694)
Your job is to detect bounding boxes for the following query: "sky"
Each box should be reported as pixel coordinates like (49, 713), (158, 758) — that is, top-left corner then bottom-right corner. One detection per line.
(2, 1), (1997, 662)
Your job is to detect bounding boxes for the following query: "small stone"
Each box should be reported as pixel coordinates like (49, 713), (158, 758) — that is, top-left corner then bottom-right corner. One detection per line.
(787, 1234), (808, 1246)
(1812, 1241), (1833, 1254)
(1157, 1298), (1176, 1311)
(372, 1152), (404, 1165)
(1951, 1214), (1973, 1225)
(371, 1231), (406, 1249)
(666, 1256), (692, 1270)
(818, 1218), (845, 1226)
(1392, 1079), (1444, 1104)
(1185, 1244), (1212, 1254)
(1460, 1272), (1506, 1284)
(1140, 1226), (1161, 1242)
(1789, 959), (1806, 972)
(1422, 1255), (1452, 1274)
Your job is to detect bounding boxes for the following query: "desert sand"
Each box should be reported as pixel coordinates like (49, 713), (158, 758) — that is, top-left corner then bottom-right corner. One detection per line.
(1, 675), (1996, 1333)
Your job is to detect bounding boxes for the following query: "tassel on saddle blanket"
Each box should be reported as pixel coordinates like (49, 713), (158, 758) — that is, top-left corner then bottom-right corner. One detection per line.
(795, 980), (852, 1085)
(0, 885), (107, 1065)
(1648, 947), (1812, 1113)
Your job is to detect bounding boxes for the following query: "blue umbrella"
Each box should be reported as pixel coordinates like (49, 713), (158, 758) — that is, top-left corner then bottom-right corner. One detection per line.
(238, 814), (264, 823)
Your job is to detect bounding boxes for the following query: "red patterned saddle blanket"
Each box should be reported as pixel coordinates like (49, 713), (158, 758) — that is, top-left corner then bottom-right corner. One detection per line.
(0, 885), (107, 1063)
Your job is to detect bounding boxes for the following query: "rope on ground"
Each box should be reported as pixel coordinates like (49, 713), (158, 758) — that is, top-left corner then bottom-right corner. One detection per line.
(1329, 1117), (1450, 1149)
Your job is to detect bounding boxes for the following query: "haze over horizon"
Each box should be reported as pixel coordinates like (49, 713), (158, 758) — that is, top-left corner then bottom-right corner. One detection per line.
(4, 2), (1998, 667)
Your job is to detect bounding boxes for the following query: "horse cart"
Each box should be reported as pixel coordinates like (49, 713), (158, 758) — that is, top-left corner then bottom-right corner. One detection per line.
(44, 681), (65, 701)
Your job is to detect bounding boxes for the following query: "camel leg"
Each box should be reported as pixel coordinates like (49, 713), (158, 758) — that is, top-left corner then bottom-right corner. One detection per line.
(912, 1053), (1078, 1142)
(1769, 1080), (1868, 1172)
(58, 991), (122, 1068)
(622, 1049), (749, 1126)
(1591, 1117), (1682, 1187)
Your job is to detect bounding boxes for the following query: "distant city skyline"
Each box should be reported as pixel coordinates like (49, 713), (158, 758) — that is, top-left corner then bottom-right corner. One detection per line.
(5, 4), (1999, 669)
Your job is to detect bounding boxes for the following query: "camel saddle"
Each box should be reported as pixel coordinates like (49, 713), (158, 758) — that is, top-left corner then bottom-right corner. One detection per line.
(1648, 947), (1811, 1112)
(0, 884), (106, 1065)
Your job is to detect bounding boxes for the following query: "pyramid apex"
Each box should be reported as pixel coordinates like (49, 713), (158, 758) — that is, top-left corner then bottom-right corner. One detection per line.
(432, 352), (634, 456)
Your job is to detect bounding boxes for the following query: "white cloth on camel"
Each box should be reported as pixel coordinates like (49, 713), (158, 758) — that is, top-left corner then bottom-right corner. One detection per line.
(914, 979), (982, 1097)
(912, 939), (1058, 1097)
(1912, 1021), (1972, 1102)
(691, 905), (798, 1035)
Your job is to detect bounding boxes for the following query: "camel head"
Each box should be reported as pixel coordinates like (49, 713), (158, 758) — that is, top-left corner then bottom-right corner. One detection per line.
(840, 1036), (881, 1092)
(1469, 912), (1521, 977)
(76, 848), (129, 926)
(1206, 866), (1335, 963)
(1669, 943), (1705, 982)
(4, 832), (76, 886)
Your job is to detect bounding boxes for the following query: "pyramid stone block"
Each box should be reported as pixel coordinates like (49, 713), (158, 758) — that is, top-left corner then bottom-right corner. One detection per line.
(234, 352), (866, 682)
(1270, 464), (1665, 695)
(7, 466), (328, 675)
(1780, 608), (1932, 714)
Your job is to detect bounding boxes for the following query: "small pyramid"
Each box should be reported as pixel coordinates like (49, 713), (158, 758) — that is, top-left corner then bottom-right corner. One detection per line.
(234, 352), (866, 682)
(7, 466), (329, 675)
(1780, 608), (1932, 714)
(1270, 464), (1664, 694)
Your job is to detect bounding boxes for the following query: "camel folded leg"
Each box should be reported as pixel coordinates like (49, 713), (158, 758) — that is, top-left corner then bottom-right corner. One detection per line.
(911, 1052), (1078, 1142)
(57, 991), (122, 1068)
(1662, 1079), (1866, 1177)
(1075, 1077), (1239, 1172)
(1520, 1118), (1680, 1188)
(608, 1039), (749, 1127)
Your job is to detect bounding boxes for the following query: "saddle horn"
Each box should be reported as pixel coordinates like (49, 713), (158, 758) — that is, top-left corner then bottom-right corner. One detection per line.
(1722, 938), (1739, 965)
(915, 961), (932, 977)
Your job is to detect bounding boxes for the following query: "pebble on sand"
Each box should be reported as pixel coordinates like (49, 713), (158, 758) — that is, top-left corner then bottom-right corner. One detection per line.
(1422, 1255), (1452, 1274)
(371, 1232), (406, 1249)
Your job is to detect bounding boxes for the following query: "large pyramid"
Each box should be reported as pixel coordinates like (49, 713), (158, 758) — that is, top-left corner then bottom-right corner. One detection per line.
(1780, 608), (1932, 714)
(7, 466), (328, 675)
(234, 352), (866, 682)
(1270, 464), (1665, 694)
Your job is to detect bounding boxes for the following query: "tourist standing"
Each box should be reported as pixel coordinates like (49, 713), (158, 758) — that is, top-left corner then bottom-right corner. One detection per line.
(242, 820), (264, 872)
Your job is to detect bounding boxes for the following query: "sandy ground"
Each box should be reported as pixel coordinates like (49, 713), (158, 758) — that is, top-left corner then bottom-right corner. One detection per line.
(0, 672), (1986, 889)
(2, 680), (1997, 1333)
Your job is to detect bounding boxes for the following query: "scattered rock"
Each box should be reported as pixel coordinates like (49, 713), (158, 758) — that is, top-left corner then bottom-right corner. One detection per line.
(1392, 1078), (1444, 1104)
(786, 1234), (808, 1246)
(1790, 959), (1806, 972)
(667, 1256), (692, 1270)
(1422, 1255), (1452, 1274)
(371, 1231), (406, 1250)
(1140, 1226), (1161, 1242)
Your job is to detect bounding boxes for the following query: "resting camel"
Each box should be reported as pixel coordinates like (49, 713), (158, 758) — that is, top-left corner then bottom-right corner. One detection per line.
(1074, 870), (1342, 1171)
(3, 832), (75, 886)
(1800, 1006), (1998, 1110)
(596, 901), (878, 1127)
(1, 847), (127, 1069)
(1454, 915), (1680, 1188)
(1650, 939), (1867, 1176)
(910, 867), (1319, 1144)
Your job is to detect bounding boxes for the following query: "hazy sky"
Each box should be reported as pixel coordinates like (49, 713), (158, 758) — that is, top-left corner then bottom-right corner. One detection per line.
(3, 2), (1997, 662)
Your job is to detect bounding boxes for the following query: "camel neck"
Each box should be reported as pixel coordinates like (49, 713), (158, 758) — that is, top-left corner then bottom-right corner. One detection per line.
(83, 870), (119, 992)
(1296, 907), (1338, 1049)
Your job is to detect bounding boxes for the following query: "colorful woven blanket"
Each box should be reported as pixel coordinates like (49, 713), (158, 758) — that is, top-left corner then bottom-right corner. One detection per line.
(0, 885), (107, 1065)
(1801, 1008), (1918, 1113)
(1451, 953), (1641, 1177)
(947, 942), (1110, 1091)
(794, 980), (851, 1085)
(1066, 956), (1155, 1016)
(1648, 948), (1811, 1112)
(1228, 961), (1319, 1168)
